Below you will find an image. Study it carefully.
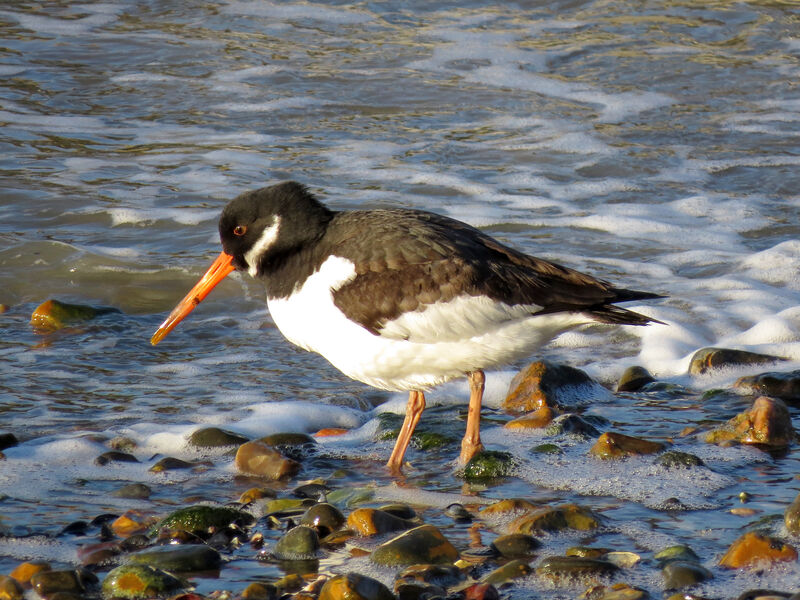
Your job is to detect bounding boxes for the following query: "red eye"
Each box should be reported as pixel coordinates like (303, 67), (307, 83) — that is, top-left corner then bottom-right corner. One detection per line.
(233, 225), (247, 236)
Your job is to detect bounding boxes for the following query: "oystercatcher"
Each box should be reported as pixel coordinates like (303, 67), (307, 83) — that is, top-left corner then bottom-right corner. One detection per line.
(151, 182), (663, 472)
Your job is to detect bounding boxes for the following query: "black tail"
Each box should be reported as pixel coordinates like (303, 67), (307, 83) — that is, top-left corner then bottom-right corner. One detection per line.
(588, 288), (667, 326)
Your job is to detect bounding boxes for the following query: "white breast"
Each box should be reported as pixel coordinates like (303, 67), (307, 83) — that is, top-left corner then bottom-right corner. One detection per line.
(267, 255), (593, 392)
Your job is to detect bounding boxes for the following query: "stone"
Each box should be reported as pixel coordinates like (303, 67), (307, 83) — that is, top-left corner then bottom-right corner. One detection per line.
(29, 299), (118, 331)
(531, 443), (563, 454)
(589, 432), (667, 459)
(480, 498), (539, 517)
(241, 582), (279, 600)
(617, 366), (656, 392)
(235, 440), (301, 479)
(239, 487), (277, 504)
(504, 405), (555, 430)
(0, 432), (18, 451)
(95, 451), (139, 466)
(259, 432), (317, 460)
(346, 507), (414, 536)
(509, 504), (602, 534)
(582, 583), (650, 600)
(30, 570), (95, 598)
(688, 347), (786, 375)
(504, 360), (595, 413)
(567, 546), (609, 559)
(112, 483), (152, 500)
(9, 560), (51, 584)
(300, 503), (346, 537)
(655, 451), (704, 468)
(654, 545), (700, 564)
(127, 544), (222, 573)
(735, 369), (800, 401)
(293, 482), (332, 499)
(101, 564), (184, 599)
(394, 580), (446, 600)
(109, 436), (137, 452)
(480, 559), (532, 585)
(662, 560), (713, 589)
(188, 427), (248, 448)
(536, 556), (618, 582)
(462, 450), (515, 481)
(490, 533), (541, 558)
(370, 525), (459, 566)
(149, 457), (201, 472)
(545, 414), (601, 438)
(379, 503), (417, 520)
(78, 541), (122, 567)
(273, 525), (320, 560)
(397, 564), (463, 587)
(318, 573), (394, 600)
(0, 576), (23, 600)
(785, 492), (800, 535)
(460, 583), (500, 600)
(705, 396), (794, 448)
(719, 531), (798, 569)
(111, 511), (159, 537)
(152, 505), (254, 537)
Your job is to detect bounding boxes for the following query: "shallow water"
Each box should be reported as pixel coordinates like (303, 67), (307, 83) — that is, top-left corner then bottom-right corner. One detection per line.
(1, 1), (800, 597)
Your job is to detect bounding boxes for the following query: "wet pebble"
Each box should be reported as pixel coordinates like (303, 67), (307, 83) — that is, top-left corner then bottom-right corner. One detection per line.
(95, 450), (139, 466)
(259, 432), (317, 460)
(0, 575), (23, 600)
(347, 507), (415, 536)
(153, 505), (254, 537)
(589, 432), (666, 459)
(785, 491), (800, 535)
(273, 525), (320, 560)
(112, 510), (159, 537)
(719, 531), (798, 569)
(503, 360), (595, 413)
(735, 369), (800, 401)
(9, 559), (51, 584)
(545, 414), (601, 438)
(112, 483), (152, 500)
(299, 503), (345, 537)
(504, 405), (555, 430)
(654, 545), (700, 564)
(655, 451), (704, 469)
(0, 432), (19, 451)
(241, 582), (279, 600)
(479, 498), (539, 517)
(480, 559), (532, 585)
(235, 440), (301, 479)
(127, 544), (222, 573)
(688, 347), (786, 375)
(617, 366), (656, 392)
(462, 450), (515, 481)
(293, 482), (331, 499)
(317, 573), (394, 600)
(188, 427), (249, 448)
(445, 503), (473, 522)
(101, 564), (185, 599)
(29, 298), (118, 331)
(370, 524), (459, 566)
(149, 456), (203, 472)
(536, 556), (619, 582)
(30, 568), (97, 598)
(509, 503), (602, 534)
(490, 533), (541, 558)
(582, 583), (650, 599)
(705, 396), (794, 447)
(662, 559), (713, 589)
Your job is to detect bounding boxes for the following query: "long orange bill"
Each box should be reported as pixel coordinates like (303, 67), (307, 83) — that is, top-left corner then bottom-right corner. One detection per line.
(151, 251), (235, 346)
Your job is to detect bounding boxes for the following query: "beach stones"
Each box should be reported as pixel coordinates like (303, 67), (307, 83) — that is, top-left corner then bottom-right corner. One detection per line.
(688, 347), (786, 375)
(29, 299), (118, 331)
(9, 560), (50, 584)
(260, 432), (317, 460)
(536, 556), (618, 581)
(101, 564), (184, 599)
(589, 432), (666, 459)
(0, 576), (23, 600)
(735, 369), (800, 402)
(152, 505), (254, 537)
(235, 440), (301, 479)
(480, 559), (532, 585)
(0, 432), (18, 451)
(545, 414), (601, 438)
(462, 450), (515, 480)
(617, 366), (656, 392)
(127, 544), (222, 573)
(705, 396), (794, 447)
(489, 533), (541, 558)
(785, 492), (800, 535)
(662, 560), (713, 589)
(300, 503), (346, 537)
(188, 427), (248, 448)
(370, 525), (459, 566)
(30, 569), (97, 598)
(347, 507), (415, 536)
(274, 525), (320, 560)
(655, 451), (704, 469)
(508, 504), (602, 534)
(318, 573), (394, 600)
(503, 360), (595, 413)
(719, 531), (798, 569)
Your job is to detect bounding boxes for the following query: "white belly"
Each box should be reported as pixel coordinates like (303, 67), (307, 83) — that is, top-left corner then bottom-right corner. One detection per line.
(267, 255), (591, 391)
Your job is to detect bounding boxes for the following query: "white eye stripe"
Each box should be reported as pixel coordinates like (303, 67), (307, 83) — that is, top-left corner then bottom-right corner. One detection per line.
(244, 216), (281, 278)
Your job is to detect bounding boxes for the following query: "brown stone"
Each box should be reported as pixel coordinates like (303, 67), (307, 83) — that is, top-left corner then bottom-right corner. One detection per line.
(589, 432), (666, 459)
(617, 366), (656, 392)
(735, 369), (800, 401)
(318, 573), (394, 600)
(346, 508), (414, 536)
(504, 405), (555, 429)
(0, 575), (24, 600)
(503, 360), (594, 414)
(509, 504), (601, 534)
(688, 347), (786, 375)
(719, 531), (798, 569)
(706, 396), (794, 448)
(479, 498), (539, 517)
(234, 440), (301, 479)
(785, 492), (800, 535)
(111, 510), (158, 537)
(9, 560), (50, 585)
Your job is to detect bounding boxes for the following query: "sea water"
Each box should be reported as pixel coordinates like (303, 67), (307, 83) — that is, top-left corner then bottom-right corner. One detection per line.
(1, 1), (799, 597)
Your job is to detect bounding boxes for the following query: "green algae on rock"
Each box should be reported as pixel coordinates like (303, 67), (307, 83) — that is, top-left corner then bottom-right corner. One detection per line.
(151, 505), (254, 537)
(30, 298), (119, 331)
(101, 564), (184, 599)
(462, 450), (515, 481)
(273, 525), (320, 560)
(188, 427), (249, 448)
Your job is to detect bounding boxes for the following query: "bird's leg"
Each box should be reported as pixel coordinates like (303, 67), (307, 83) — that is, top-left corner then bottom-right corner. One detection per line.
(459, 370), (485, 465)
(386, 390), (426, 473)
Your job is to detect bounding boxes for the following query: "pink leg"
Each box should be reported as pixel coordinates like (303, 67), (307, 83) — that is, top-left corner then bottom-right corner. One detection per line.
(459, 370), (485, 465)
(386, 390), (426, 473)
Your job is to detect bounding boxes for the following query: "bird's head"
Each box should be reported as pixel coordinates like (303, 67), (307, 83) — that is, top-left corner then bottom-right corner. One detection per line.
(151, 181), (332, 345)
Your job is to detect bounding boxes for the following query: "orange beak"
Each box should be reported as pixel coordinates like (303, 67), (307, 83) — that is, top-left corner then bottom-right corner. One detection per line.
(151, 251), (236, 346)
